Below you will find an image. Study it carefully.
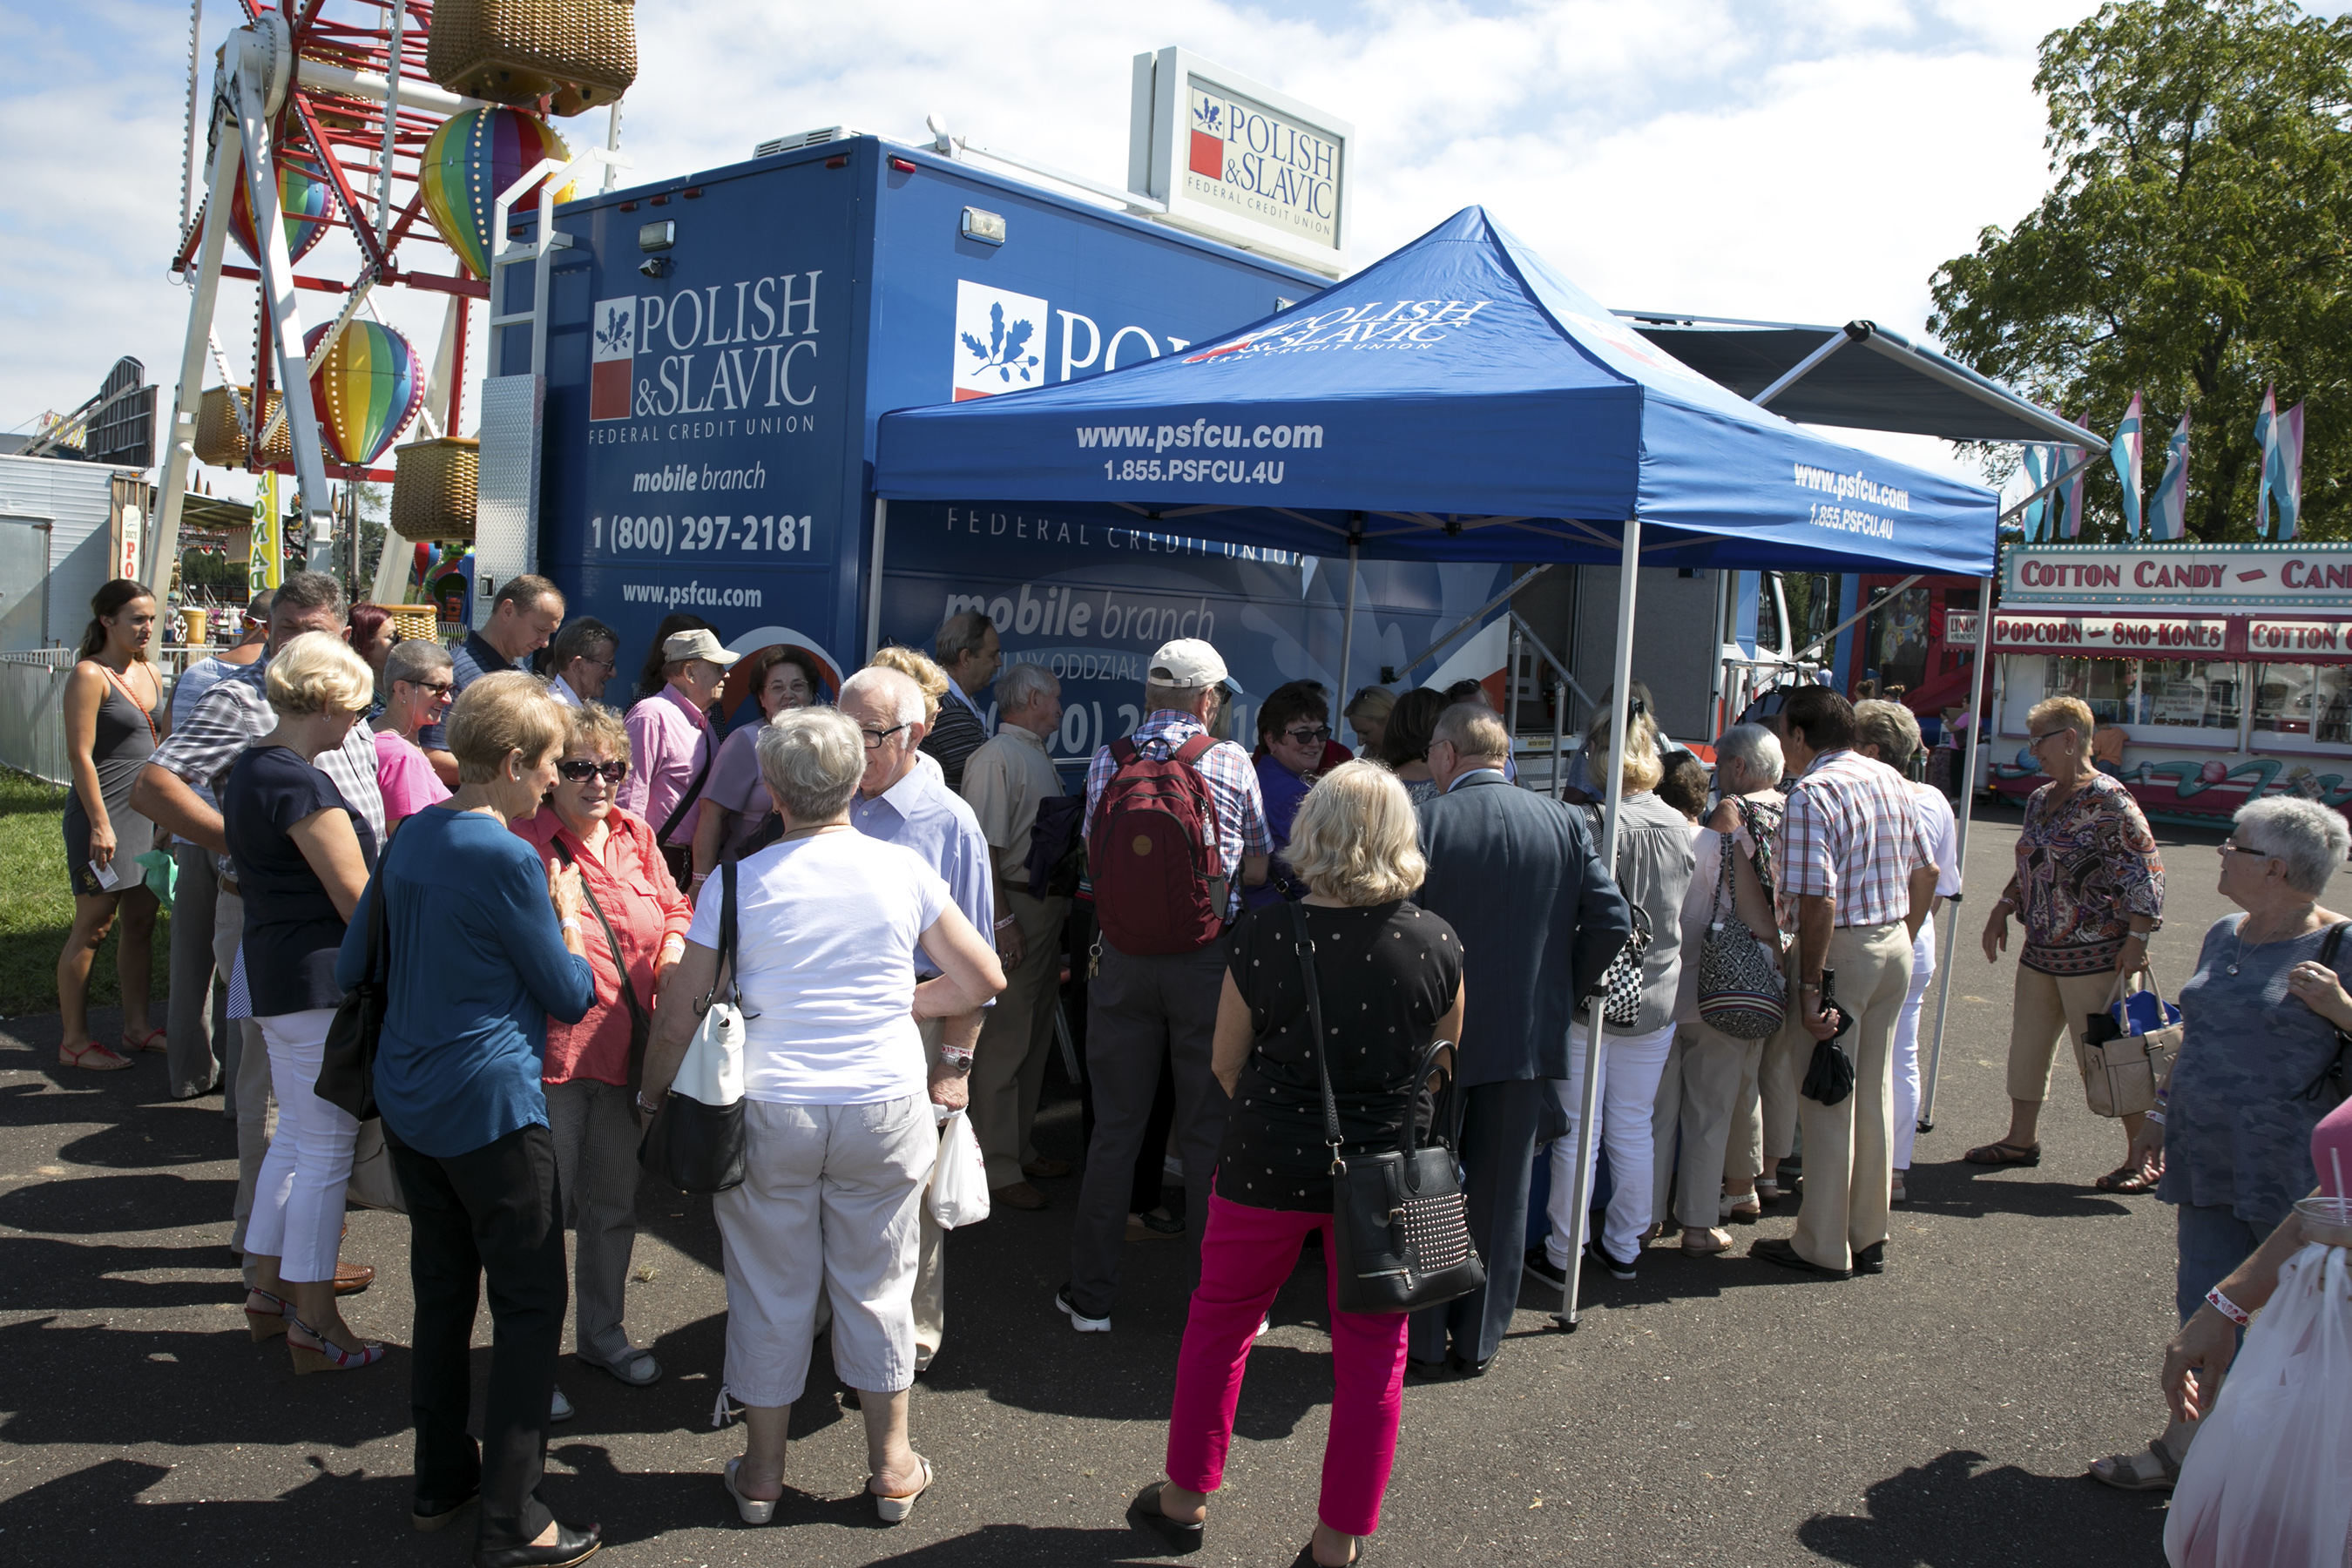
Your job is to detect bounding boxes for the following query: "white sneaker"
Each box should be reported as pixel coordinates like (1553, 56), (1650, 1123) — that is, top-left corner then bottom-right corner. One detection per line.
(550, 1385), (575, 1423)
(1054, 1285), (1112, 1334)
(1255, 1317), (1272, 1339)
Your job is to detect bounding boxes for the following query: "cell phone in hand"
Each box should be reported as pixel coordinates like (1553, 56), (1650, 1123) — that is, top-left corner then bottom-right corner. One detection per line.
(88, 858), (123, 891)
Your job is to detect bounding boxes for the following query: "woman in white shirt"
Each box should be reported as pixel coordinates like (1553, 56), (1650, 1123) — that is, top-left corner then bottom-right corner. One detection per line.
(1854, 700), (1962, 1204)
(638, 706), (1004, 1530)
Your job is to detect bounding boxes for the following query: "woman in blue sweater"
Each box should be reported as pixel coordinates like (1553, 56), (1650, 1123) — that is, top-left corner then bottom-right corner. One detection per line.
(338, 671), (599, 1568)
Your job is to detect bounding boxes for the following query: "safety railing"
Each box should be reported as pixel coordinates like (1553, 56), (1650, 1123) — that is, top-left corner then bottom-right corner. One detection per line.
(0, 650), (75, 786)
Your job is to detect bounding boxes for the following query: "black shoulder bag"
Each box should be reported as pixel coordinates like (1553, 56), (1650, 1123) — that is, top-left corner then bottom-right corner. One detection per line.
(1288, 902), (1484, 1315)
(318, 822), (399, 1120)
(2298, 922), (2352, 1106)
(637, 858), (748, 1194)
(551, 837), (656, 1095)
(656, 739), (718, 890)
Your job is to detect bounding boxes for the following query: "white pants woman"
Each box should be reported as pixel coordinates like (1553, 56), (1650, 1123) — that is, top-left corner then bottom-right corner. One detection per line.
(1891, 916), (1937, 1177)
(1545, 1019), (1679, 1269)
(244, 1008), (360, 1288)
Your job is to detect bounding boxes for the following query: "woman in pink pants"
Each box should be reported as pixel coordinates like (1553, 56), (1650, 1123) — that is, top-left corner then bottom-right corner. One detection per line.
(1125, 761), (1465, 1568)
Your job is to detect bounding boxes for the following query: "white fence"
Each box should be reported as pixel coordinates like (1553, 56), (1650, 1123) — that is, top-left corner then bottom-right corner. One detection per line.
(0, 650), (74, 786)
(0, 648), (229, 787)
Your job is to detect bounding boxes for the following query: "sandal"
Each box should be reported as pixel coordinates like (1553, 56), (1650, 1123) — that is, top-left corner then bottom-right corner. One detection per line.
(872, 1455), (933, 1524)
(122, 1026), (167, 1054)
(1963, 1139), (2042, 1167)
(1681, 1227), (1734, 1255)
(1754, 1178), (1782, 1203)
(2088, 1437), (2179, 1492)
(60, 1038), (135, 1071)
(244, 1285), (291, 1342)
(2094, 1163), (2159, 1194)
(1721, 1192), (1763, 1223)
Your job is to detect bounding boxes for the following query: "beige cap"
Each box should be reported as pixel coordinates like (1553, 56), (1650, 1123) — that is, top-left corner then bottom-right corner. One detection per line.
(1148, 637), (1237, 693)
(663, 628), (741, 668)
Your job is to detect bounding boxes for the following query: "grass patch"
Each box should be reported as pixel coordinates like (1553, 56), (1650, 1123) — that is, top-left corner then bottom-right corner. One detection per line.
(0, 768), (172, 1018)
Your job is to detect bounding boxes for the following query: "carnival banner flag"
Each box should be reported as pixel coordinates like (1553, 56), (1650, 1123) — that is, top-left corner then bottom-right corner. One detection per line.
(2062, 415), (2093, 538)
(2019, 443), (2051, 540)
(249, 473), (280, 593)
(2109, 392), (2146, 537)
(2255, 384), (2305, 540)
(2147, 409), (2191, 541)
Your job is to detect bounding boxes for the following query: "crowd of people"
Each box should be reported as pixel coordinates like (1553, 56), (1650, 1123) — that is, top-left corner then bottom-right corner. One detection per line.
(45, 572), (2352, 1565)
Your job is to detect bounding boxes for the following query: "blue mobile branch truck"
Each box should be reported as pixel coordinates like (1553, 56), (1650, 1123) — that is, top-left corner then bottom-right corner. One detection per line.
(481, 130), (1520, 759)
(482, 128), (1524, 752)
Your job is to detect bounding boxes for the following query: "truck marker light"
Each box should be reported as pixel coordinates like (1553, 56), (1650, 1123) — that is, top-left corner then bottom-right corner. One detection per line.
(651, 193), (670, 206)
(684, 186), (705, 199)
(826, 156), (849, 169)
(889, 157), (918, 173)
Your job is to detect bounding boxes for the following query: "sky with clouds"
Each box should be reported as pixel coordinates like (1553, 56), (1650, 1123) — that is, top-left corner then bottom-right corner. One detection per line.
(0, 0), (2300, 495)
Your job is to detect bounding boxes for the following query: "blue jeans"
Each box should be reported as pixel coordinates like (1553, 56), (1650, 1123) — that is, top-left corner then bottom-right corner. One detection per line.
(2173, 1202), (2264, 1324)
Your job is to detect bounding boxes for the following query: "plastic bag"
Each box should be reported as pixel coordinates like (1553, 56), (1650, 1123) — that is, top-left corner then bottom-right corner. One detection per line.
(2165, 1242), (2352, 1568)
(926, 1107), (991, 1229)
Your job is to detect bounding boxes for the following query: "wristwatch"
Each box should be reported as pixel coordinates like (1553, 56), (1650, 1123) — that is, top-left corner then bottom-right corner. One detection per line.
(939, 1046), (976, 1075)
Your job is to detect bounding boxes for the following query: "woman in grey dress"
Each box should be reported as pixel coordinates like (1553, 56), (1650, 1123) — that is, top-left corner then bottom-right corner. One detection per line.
(58, 578), (167, 1070)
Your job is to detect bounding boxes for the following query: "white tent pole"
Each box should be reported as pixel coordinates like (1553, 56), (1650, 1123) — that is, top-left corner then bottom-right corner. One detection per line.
(865, 497), (889, 659)
(1335, 538), (1359, 712)
(1557, 517), (1640, 1331)
(1919, 574), (1995, 1129)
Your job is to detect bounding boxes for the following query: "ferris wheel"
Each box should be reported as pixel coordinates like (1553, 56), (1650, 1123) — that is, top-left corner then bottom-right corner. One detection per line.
(145, 0), (634, 610)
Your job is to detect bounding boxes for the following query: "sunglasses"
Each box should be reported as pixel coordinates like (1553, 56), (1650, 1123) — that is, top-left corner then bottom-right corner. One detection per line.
(2027, 729), (2068, 749)
(558, 759), (628, 784)
(1281, 726), (1331, 745)
(402, 678), (455, 698)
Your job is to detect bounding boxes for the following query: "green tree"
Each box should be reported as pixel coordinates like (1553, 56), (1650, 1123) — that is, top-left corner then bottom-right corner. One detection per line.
(1929, 0), (2352, 543)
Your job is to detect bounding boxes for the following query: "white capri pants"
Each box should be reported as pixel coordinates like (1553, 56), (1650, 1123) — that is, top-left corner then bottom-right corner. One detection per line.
(243, 1008), (356, 1283)
(1892, 916), (1936, 1173)
(1546, 1019), (1679, 1267)
(714, 1095), (934, 1409)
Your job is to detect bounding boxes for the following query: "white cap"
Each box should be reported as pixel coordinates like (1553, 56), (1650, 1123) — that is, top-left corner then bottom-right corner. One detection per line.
(1148, 637), (1237, 693)
(663, 628), (740, 668)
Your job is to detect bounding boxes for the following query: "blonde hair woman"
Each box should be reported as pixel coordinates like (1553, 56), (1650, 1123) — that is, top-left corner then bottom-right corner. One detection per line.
(1130, 760), (1464, 1568)
(1536, 706), (1695, 1281)
(1970, 693), (2164, 1183)
(221, 632), (382, 1369)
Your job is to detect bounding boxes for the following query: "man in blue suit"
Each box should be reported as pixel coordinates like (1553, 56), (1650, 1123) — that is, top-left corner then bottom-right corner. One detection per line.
(1408, 703), (1632, 1375)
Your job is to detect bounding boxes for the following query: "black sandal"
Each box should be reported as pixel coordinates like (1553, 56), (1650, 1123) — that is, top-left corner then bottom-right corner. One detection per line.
(1126, 1482), (1205, 1555)
(1963, 1139), (2041, 1167)
(2094, 1163), (2158, 1193)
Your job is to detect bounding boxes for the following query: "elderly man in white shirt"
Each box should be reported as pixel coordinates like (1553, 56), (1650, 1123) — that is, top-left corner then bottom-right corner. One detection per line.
(958, 663), (1073, 1210)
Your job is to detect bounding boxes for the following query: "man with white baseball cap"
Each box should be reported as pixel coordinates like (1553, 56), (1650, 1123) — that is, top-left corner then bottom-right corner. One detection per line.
(620, 626), (742, 889)
(1057, 638), (1272, 1334)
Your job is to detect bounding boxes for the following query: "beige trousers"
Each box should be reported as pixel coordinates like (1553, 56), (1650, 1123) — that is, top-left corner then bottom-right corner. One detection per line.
(969, 890), (1070, 1188)
(1727, 945), (1808, 1184)
(1653, 1017), (1764, 1228)
(2005, 965), (2123, 1105)
(1791, 922), (1913, 1272)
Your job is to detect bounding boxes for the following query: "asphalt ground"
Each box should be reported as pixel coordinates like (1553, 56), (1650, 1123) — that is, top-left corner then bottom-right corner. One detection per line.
(0, 802), (2234, 1567)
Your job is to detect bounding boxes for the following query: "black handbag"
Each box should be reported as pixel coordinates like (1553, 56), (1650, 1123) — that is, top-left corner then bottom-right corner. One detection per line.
(1288, 902), (1484, 1315)
(551, 837), (654, 1095)
(1800, 966), (1857, 1106)
(637, 859), (747, 1194)
(316, 830), (395, 1121)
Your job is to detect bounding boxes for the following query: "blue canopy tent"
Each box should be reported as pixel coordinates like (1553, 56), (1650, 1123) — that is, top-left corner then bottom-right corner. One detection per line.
(873, 206), (2000, 1326)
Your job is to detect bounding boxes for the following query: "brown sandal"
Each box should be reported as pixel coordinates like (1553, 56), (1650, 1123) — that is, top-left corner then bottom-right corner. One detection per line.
(1963, 1139), (2041, 1167)
(2094, 1163), (2158, 1193)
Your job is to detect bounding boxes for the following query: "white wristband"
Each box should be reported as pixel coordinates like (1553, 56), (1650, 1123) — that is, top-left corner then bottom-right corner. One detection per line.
(2205, 1287), (2250, 1327)
(560, 917), (582, 935)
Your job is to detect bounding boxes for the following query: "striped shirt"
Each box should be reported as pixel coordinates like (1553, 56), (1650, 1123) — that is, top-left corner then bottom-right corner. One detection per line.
(1083, 711), (1272, 920)
(1777, 748), (1934, 929)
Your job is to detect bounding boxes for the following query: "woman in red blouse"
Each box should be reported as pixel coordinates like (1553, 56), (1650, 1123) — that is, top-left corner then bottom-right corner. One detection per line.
(514, 701), (692, 1400)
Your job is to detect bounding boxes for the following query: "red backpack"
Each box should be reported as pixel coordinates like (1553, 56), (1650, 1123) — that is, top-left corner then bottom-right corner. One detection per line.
(1089, 734), (1228, 955)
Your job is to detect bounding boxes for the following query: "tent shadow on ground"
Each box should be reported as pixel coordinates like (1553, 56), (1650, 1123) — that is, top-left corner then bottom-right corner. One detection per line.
(1901, 1159), (2139, 1224)
(1797, 1449), (2166, 1568)
(0, 1234), (238, 1313)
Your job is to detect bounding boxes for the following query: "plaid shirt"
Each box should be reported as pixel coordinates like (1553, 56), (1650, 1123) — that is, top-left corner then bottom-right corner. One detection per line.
(1777, 748), (1934, 929)
(1083, 711), (1272, 919)
(148, 656), (388, 881)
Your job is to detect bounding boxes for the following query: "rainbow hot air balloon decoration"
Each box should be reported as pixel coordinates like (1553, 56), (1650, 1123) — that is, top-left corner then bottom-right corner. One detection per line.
(222, 150), (339, 266)
(303, 320), (424, 468)
(419, 107), (574, 280)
